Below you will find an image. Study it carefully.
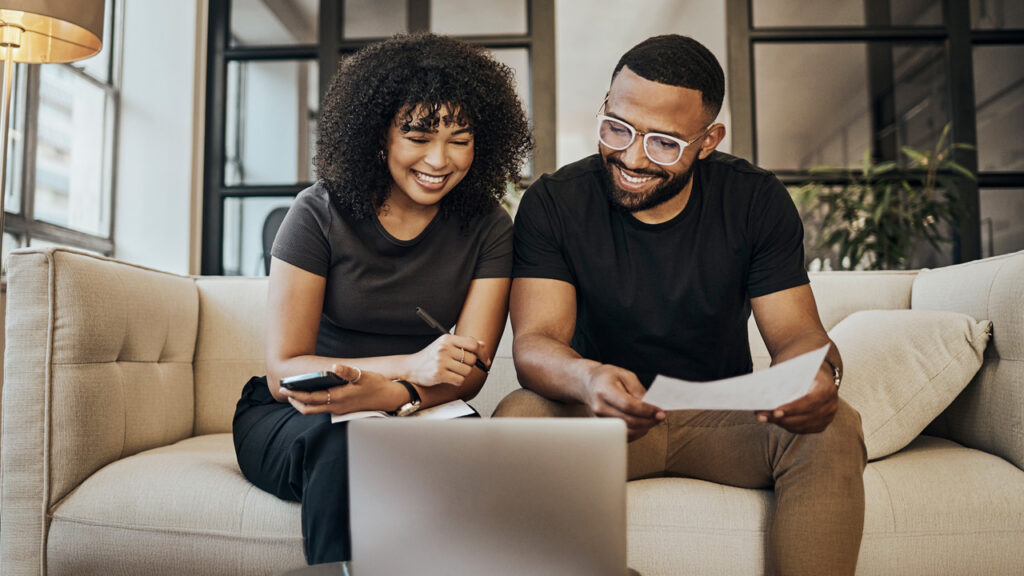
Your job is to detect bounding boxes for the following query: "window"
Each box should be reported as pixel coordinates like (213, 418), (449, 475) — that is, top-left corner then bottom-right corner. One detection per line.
(727, 0), (1024, 264)
(202, 0), (555, 275)
(1, 0), (121, 272)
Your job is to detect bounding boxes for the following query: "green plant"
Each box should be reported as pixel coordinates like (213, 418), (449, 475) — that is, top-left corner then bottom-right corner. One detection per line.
(792, 125), (975, 270)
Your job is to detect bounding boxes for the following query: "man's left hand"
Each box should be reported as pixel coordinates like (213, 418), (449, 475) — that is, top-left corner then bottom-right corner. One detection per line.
(755, 365), (838, 434)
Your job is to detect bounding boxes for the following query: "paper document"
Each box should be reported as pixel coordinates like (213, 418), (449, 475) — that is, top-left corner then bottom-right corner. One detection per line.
(642, 345), (829, 411)
(331, 399), (476, 424)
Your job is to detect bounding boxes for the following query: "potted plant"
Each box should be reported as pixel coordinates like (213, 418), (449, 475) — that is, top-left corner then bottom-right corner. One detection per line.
(791, 124), (975, 270)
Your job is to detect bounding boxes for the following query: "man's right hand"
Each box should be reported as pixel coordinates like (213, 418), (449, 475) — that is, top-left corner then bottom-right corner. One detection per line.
(583, 364), (665, 441)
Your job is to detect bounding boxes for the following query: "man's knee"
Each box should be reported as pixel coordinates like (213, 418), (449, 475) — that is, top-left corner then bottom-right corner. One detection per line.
(492, 388), (590, 418)
(806, 399), (867, 473)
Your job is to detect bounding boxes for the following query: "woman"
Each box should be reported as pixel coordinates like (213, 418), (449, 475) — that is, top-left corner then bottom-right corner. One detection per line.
(233, 33), (531, 565)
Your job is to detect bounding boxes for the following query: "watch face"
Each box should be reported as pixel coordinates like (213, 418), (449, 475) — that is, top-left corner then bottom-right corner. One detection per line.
(396, 401), (421, 417)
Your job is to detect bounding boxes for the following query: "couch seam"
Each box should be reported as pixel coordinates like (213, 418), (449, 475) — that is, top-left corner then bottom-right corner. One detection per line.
(42, 249), (56, 576)
(47, 514), (303, 542)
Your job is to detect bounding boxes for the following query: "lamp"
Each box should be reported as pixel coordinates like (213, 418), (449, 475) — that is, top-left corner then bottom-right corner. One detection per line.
(0, 0), (105, 271)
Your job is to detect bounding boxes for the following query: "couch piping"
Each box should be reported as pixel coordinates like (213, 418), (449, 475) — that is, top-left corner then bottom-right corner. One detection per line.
(47, 513), (304, 542)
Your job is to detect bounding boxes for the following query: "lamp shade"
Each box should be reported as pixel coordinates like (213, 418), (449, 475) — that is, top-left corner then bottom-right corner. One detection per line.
(0, 0), (104, 63)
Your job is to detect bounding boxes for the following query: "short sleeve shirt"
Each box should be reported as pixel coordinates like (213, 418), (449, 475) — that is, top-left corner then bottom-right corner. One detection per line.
(513, 152), (808, 385)
(272, 182), (513, 358)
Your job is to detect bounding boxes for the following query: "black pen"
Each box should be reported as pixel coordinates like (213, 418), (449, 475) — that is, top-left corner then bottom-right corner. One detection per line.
(415, 306), (490, 373)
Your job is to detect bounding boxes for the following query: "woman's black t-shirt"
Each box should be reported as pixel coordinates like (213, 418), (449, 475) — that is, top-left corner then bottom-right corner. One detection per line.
(272, 182), (513, 359)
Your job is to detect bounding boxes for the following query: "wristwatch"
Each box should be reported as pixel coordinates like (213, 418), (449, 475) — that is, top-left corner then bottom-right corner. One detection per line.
(824, 358), (842, 389)
(392, 379), (421, 417)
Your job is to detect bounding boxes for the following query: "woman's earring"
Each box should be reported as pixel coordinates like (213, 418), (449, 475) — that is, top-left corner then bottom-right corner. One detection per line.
(378, 150), (386, 163)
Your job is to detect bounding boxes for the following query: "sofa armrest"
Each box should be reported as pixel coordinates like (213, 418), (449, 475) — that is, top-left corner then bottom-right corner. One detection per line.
(913, 250), (1024, 471)
(1, 248), (198, 573)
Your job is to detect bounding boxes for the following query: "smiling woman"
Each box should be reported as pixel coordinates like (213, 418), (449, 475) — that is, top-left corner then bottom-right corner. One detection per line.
(231, 33), (532, 567)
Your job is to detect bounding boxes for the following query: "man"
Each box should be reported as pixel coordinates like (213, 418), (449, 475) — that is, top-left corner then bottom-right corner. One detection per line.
(496, 35), (866, 575)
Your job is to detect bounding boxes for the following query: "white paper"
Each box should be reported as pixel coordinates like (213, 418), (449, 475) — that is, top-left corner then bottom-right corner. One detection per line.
(642, 345), (830, 411)
(330, 399), (475, 424)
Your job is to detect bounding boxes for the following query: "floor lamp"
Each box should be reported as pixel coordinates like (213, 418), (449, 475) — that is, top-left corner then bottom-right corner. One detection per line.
(0, 1), (105, 273)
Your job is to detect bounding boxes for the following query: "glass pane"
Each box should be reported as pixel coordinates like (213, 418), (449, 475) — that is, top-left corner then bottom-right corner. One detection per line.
(980, 189), (1024, 258)
(225, 60), (318, 186)
(230, 0), (318, 46)
(2, 232), (20, 275)
(3, 62), (27, 216)
(891, 44), (950, 155)
(487, 47), (532, 177)
(753, 0), (942, 27)
(971, 0), (1024, 29)
(35, 66), (112, 236)
(755, 43), (948, 170)
(431, 0), (527, 36)
(27, 237), (104, 256)
(755, 43), (871, 169)
(343, 0), (407, 39)
(222, 196), (295, 276)
(74, 0), (114, 83)
(974, 46), (1024, 172)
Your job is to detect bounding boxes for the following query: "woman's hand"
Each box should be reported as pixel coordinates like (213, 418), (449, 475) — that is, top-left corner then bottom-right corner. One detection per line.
(403, 333), (487, 387)
(280, 364), (406, 416)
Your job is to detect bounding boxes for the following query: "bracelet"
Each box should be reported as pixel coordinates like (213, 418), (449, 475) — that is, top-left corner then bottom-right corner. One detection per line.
(824, 358), (842, 389)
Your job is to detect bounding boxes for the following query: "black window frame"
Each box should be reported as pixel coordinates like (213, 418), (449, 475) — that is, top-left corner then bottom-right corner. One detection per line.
(726, 0), (1024, 264)
(201, 0), (555, 275)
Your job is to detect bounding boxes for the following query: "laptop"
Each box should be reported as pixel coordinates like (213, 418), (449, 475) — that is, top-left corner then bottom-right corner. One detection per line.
(347, 418), (628, 576)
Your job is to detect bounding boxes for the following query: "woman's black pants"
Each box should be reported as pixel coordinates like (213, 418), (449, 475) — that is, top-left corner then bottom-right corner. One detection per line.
(233, 376), (351, 564)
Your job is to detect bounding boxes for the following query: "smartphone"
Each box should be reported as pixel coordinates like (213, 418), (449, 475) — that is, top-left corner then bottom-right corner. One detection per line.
(280, 371), (348, 392)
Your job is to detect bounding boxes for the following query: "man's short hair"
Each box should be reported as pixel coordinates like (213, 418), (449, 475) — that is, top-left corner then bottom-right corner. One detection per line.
(612, 35), (725, 121)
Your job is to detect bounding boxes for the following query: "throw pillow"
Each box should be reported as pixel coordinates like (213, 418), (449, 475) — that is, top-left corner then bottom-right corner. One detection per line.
(830, 309), (991, 461)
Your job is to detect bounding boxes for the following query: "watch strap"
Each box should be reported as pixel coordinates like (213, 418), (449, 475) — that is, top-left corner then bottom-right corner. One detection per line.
(392, 379), (421, 416)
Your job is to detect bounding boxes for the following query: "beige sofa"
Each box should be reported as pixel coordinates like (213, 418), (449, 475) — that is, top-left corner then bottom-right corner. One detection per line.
(2, 247), (1022, 575)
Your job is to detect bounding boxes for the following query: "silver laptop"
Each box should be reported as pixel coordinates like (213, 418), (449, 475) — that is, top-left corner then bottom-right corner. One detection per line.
(348, 418), (627, 576)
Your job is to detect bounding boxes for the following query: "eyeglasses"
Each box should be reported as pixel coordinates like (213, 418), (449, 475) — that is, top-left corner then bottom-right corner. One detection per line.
(596, 113), (710, 166)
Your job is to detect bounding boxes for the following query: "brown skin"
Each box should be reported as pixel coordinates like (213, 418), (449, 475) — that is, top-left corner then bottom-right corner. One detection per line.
(265, 107), (510, 415)
(511, 67), (841, 441)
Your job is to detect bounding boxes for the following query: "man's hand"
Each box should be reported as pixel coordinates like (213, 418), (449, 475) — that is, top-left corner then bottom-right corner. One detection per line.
(755, 365), (838, 433)
(584, 364), (665, 441)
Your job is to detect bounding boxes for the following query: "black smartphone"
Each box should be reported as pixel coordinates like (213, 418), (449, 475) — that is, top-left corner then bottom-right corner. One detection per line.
(280, 371), (348, 392)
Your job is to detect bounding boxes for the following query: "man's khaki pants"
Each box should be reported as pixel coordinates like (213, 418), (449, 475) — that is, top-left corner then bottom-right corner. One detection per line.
(494, 389), (867, 576)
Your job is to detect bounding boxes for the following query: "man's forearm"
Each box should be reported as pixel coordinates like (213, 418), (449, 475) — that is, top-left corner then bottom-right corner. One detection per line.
(512, 332), (600, 404)
(770, 330), (843, 378)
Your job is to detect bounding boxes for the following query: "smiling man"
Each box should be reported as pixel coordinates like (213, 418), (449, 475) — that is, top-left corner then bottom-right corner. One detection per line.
(497, 35), (867, 575)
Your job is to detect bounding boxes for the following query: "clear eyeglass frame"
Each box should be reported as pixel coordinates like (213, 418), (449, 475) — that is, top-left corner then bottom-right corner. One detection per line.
(596, 112), (710, 166)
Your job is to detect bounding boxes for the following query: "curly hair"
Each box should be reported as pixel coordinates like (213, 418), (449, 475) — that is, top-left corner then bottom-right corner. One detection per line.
(315, 33), (533, 223)
(613, 35), (725, 122)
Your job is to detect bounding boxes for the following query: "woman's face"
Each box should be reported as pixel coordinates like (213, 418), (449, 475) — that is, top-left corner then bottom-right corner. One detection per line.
(384, 105), (474, 208)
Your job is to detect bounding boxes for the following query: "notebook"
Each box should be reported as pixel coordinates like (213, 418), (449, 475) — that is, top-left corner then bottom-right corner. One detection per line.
(347, 418), (628, 576)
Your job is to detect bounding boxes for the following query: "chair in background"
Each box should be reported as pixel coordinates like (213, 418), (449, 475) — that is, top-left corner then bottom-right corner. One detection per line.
(262, 206), (290, 276)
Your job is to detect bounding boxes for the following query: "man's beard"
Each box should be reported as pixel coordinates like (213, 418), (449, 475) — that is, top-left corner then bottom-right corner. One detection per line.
(600, 154), (697, 213)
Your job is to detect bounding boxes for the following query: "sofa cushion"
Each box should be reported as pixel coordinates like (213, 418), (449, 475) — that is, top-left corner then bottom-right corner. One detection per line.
(47, 434), (304, 576)
(626, 436), (1024, 576)
(830, 309), (990, 460)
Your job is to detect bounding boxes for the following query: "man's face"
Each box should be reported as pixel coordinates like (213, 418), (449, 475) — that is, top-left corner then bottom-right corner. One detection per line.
(599, 66), (712, 213)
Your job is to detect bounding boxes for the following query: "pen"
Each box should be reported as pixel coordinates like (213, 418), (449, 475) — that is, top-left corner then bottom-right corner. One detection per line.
(415, 306), (490, 373)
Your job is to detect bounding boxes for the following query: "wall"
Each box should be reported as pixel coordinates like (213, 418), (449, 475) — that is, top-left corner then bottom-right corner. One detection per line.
(113, 0), (203, 275)
(554, 0), (731, 167)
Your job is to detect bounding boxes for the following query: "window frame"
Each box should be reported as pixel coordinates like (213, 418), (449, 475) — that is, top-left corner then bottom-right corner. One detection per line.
(201, 0), (555, 275)
(726, 0), (1024, 264)
(2, 0), (122, 262)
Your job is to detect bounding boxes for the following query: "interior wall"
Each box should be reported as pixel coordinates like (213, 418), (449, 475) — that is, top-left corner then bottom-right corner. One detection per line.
(554, 0), (731, 167)
(113, 0), (202, 275)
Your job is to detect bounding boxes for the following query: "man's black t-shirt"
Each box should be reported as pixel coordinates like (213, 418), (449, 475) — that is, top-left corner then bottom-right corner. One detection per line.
(513, 152), (809, 386)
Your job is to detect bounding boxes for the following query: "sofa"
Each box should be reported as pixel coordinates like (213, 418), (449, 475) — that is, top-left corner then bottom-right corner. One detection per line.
(2, 246), (1022, 575)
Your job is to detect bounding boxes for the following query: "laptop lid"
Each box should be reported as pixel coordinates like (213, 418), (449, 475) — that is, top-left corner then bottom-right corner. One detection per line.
(348, 418), (627, 576)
